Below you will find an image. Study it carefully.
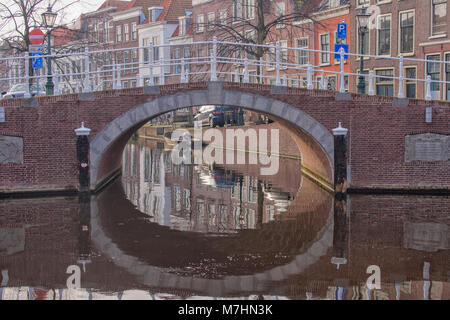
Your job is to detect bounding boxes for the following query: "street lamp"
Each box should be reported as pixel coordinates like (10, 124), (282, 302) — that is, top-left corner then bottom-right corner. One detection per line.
(356, 7), (370, 94)
(42, 4), (57, 95)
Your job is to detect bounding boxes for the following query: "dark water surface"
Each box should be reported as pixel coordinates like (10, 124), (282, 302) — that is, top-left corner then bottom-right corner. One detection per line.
(0, 139), (449, 300)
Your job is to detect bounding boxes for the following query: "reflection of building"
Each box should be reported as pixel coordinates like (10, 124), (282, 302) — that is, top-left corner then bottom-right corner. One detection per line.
(122, 141), (293, 233)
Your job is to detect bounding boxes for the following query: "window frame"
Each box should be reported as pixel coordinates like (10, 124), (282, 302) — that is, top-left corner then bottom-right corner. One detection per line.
(404, 65), (417, 99)
(319, 32), (330, 66)
(376, 13), (392, 56)
(398, 9), (415, 55)
(374, 67), (395, 97)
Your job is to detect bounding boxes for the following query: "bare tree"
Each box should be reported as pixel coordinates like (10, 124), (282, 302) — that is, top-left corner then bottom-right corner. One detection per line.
(0, 0), (106, 92)
(193, 0), (319, 81)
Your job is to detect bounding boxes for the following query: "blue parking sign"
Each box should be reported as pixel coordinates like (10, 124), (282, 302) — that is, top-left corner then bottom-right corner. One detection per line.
(334, 44), (349, 60)
(337, 23), (347, 40)
(32, 53), (43, 69)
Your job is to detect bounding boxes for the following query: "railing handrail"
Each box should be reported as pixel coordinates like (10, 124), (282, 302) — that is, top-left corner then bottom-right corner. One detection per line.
(1, 39), (450, 101)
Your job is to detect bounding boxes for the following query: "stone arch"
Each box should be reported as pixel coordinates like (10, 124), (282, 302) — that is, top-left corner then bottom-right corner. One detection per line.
(90, 84), (334, 191)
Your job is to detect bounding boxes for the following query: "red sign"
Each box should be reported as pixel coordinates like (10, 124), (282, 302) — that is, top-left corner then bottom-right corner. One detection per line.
(29, 29), (45, 45)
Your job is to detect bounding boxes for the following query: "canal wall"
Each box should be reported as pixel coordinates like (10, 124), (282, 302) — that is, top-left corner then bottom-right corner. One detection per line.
(0, 82), (449, 194)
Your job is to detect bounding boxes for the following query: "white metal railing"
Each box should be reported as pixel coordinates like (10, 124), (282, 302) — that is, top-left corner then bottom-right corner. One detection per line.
(1, 36), (450, 101)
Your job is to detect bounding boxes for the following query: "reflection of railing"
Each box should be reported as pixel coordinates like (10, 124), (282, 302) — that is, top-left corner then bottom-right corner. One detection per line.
(1, 37), (450, 100)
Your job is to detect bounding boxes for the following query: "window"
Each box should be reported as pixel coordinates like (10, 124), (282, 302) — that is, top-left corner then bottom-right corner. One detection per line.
(320, 33), (330, 64)
(244, 0), (255, 20)
(124, 24), (129, 42)
(275, 2), (285, 28)
(149, 7), (163, 22)
(280, 40), (288, 67)
(327, 75), (337, 91)
(116, 25), (122, 43)
(296, 38), (309, 65)
(124, 51), (130, 69)
(446, 53), (450, 100)
(218, 9), (227, 25)
(358, 0), (369, 5)
(131, 22), (137, 40)
(376, 69), (394, 97)
(152, 36), (159, 61)
(132, 50), (138, 72)
(267, 43), (275, 69)
(207, 12), (215, 31)
(431, 0), (447, 35)
(405, 67), (416, 98)
(143, 38), (149, 63)
(400, 11), (414, 54)
(426, 54), (441, 100)
(116, 52), (122, 66)
(377, 15), (391, 55)
(196, 14), (204, 32)
(92, 24), (98, 42)
(104, 21), (110, 42)
(183, 47), (191, 73)
(173, 48), (181, 74)
(233, 0), (243, 22)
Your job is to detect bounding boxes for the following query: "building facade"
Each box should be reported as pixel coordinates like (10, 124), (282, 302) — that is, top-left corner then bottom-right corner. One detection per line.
(349, 0), (450, 100)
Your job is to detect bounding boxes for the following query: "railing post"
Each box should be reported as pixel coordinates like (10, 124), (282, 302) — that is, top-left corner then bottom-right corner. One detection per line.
(320, 70), (325, 90)
(117, 64), (122, 89)
(97, 68), (101, 91)
(54, 73), (60, 96)
(112, 63), (116, 89)
(307, 64), (313, 90)
(149, 42), (154, 86)
(339, 48), (345, 93)
(211, 36), (217, 81)
(24, 52), (31, 98)
(275, 41), (281, 86)
(243, 57), (249, 83)
(259, 56), (263, 84)
(398, 54), (404, 98)
(83, 47), (91, 93)
(426, 75), (432, 101)
(136, 73), (140, 87)
(368, 70), (375, 96)
(160, 56), (165, 85)
(180, 57), (186, 83)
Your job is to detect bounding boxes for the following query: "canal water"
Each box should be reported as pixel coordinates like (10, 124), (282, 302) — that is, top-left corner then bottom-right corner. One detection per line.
(0, 138), (449, 300)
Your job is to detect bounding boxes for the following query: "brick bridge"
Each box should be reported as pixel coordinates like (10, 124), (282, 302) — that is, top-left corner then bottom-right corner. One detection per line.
(0, 81), (449, 195)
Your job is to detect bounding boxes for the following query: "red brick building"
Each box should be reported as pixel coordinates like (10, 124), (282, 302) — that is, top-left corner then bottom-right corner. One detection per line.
(349, 0), (450, 100)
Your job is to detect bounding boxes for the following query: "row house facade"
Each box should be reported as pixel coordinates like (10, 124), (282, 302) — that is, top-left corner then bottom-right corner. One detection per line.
(188, 0), (351, 90)
(137, 0), (193, 86)
(349, 0), (450, 100)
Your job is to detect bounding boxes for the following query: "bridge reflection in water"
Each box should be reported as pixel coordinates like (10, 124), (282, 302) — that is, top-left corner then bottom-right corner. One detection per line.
(0, 138), (449, 300)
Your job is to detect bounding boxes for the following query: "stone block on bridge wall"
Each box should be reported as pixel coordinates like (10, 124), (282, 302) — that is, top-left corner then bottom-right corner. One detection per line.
(0, 135), (24, 164)
(405, 133), (450, 162)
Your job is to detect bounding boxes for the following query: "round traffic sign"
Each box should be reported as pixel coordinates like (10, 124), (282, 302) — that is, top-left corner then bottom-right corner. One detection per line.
(29, 29), (45, 45)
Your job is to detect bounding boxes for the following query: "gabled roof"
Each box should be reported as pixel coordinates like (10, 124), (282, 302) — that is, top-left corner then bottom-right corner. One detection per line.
(141, 0), (192, 24)
(97, 0), (130, 11)
(123, 0), (164, 18)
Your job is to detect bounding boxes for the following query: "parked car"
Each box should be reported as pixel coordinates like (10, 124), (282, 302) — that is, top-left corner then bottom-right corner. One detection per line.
(194, 105), (239, 127)
(2, 83), (46, 99)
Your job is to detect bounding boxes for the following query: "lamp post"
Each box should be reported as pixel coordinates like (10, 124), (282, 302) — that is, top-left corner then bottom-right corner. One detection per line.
(42, 4), (57, 95)
(356, 7), (370, 94)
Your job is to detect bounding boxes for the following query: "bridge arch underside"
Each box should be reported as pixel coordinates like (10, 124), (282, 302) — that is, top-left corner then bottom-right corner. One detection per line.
(91, 90), (334, 191)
